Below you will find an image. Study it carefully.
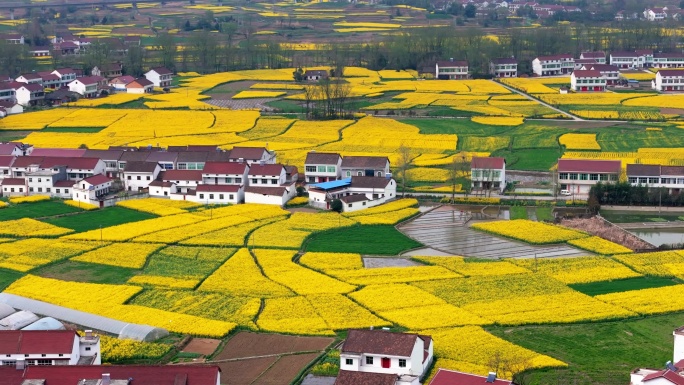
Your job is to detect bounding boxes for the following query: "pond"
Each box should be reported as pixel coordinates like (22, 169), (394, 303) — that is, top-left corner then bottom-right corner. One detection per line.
(631, 228), (684, 247)
(600, 209), (684, 224)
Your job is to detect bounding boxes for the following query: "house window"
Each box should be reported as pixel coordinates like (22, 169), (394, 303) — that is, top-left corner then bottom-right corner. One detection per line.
(28, 178), (32, 182)
(146, 176), (151, 180)
(306, 166), (316, 173)
(261, 179), (267, 184)
(317, 165), (327, 173)
(199, 194), (204, 199)
(346, 171), (351, 177)
(56, 189), (60, 194)
(58, 354), (63, 357)
(348, 204), (352, 208)
(251, 179), (257, 184)
(85, 347), (91, 351)
(38, 187), (42, 192)
(579, 173), (588, 181)
(327, 166), (336, 173)
(137, 176), (141, 180)
(119, 162), (125, 169)
(46, 188), (51, 193)
(229, 194), (234, 200)
(599, 174), (608, 181)
(235, 178), (241, 183)
(399, 359), (406, 368)
(590, 174), (599, 181)
(177, 163), (187, 170)
(649, 177), (659, 184)
(628, 177), (637, 183)
(569, 173), (578, 180)
(357, 172), (362, 176)
(38, 178), (41, 182)
(225, 178), (232, 183)
(376, 171), (382, 177)
(127, 176), (131, 180)
(29, 187), (34, 192)
(345, 358), (353, 366)
(219, 194), (224, 199)
(18, 188), (22, 192)
(65, 189), (69, 194)
(271, 179), (278, 185)
(366, 356), (373, 365)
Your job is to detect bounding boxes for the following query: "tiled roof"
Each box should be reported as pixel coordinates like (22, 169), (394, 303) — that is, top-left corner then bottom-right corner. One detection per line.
(626, 164), (660, 176)
(557, 159), (621, 173)
(41, 157), (100, 170)
(340, 194), (368, 203)
(123, 161), (159, 173)
(536, 54), (573, 61)
(305, 152), (341, 165)
(141, 152), (177, 163)
(436, 60), (468, 67)
(10, 156), (43, 168)
(0, 143), (18, 156)
(491, 57), (517, 64)
(662, 166), (684, 176)
(245, 186), (288, 196)
(127, 78), (153, 88)
(341, 329), (420, 357)
(202, 161), (249, 175)
(1, 178), (25, 186)
(659, 70), (684, 77)
(229, 146), (268, 160)
(119, 151), (151, 162)
(81, 174), (111, 186)
(249, 164), (285, 176)
(334, 370), (396, 385)
(149, 66), (173, 75)
(53, 180), (75, 188)
(472, 156), (505, 169)
(31, 148), (87, 158)
(196, 184), (241, 193)
(610, 51), (638, 58)
(341, 156), (389, 169)
(110, 75), (135, 84)
(0, 365), (220, 385)
(350, 176), (390, 189)
(177, 151), (209, 163)
(428, 369), (511, 385)
(18, 83), (43, 92)
(581, 51), (606, 58)
(643, 370), (684, 385)
(573, 70), (603, 77)
(0, 155), (15, 167)
(585, 64), (619, 71)
(0, 330), (77, 354)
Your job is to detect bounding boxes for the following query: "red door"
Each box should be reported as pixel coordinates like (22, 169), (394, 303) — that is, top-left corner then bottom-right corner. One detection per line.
(594, 86), (601, 91)
(581, 86), (587, 91)
(381, 357), (391, 368)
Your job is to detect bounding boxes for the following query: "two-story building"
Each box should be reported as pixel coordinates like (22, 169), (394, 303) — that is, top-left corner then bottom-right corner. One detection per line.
(92, 63), (123, 79)
(532, 54), (573, 76)
(14, 83), (44, 106)
(471, 156), (506, 193)
(653, 70), (684, 92)
(579, 51), (606, 64)
(145, 67), (173, 88)
(307, 176), (397, 212)
(557, 159), (621, 195)
(228, 146), (276, 165)
(122, 161), (162, 192)
(644, 7), (667, 21)
(435, 59), (469, 80)
(341, 156), (390, 178)
(571, 70), (606, 92)
(652, 53), (684, 69)
(581, 64), (620, 85)
(68, 76), (106, 98)
(201, 161), (249, 186)
(244, 164), (296, 205)
(159, 170), (203, 194)
(71, 174), (113, 208)
(610, 50), (653, 69)
(626, 164), (684, 195)
(489, 58), (518, 78)
(338, 329), (433, 383)
(304, 152), (342, 183)
(0, 83), (16, 103)
(51, 68), (77, 87)
(15, 73), (43, 86)
(0, 329), (101, 366)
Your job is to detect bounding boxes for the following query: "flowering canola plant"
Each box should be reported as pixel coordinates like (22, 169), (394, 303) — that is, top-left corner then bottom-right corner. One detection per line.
(567, 236), (632, 255)
(9, 195), (51, 204)
(471, 219), (588, 244)
(71, 243), (162, 269)
(0, 218), (73, 237)
(596, 284), (684, 315)
(116, 198), (200, 216)
(510, 256), (641, 284)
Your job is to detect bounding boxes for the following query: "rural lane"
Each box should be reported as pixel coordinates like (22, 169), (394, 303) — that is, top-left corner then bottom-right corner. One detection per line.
(492, 79), (584, 121)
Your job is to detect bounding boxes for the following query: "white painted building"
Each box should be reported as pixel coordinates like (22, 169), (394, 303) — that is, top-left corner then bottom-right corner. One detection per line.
(652, 53), (684, 69)
(159, 169), (202, 194)
(307, 176), (398, 212)
(339, 329), (433, 381)
(471, 156), (506, 193)
(244, 185), (296, 206)
(15, 83), (44, 106)
(0, 178), (26, 197)
(644, 7), (667, 21)
(571, 70), (606, 92)
(435, 59), (469, 80)
(489, 58), (518, 78)
(304, 152), (342, 183)
(201, 161), (249, 186)
(579, 52), (606, 64)
(51, 68), (77, 87)
(71, 174), (113, 208)
(228, 146), (277, 165)
(580, 64), (620, 85)
(144, 67), (173, 88)
(653, 70), (684, 92)
(341, 156), (390, 178)
(194, 184), (243, 204)
(68, 76), (105, 98)
(532, 54), (573, 76)
(0, 329), (101, 366)
(558, 159), (621, 195)
(122, 161), (162, 192)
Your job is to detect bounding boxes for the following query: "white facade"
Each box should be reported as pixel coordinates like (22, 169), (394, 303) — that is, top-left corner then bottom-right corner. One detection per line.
(532, 55), (573, 76)
(435, 61), (469, 79)
(644, 8), (667, 21)
(304, 157), (342, 183)
(0, 330), (101, 367)
(123, 164), (162, 192)
(244, 185), (296, 206)
(194, 185), (244, 204)
(571, 71), (606, 92)
(15, 85), (44, 106)
(471, 169), (505, 192)
(144, 68), (173, 87)
(68, 79), (98, 97)
(71, 175), (112, 208)
(653, 71), (684, 92)
(307, 178), (397, 211)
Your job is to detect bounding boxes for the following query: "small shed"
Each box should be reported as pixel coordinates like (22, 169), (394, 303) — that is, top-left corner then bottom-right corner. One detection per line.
(0, 310), (39, 330)
(22, 317), (66, 331)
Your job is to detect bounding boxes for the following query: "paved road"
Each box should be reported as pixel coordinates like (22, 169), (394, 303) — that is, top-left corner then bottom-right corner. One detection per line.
(492, 80), (583, 121)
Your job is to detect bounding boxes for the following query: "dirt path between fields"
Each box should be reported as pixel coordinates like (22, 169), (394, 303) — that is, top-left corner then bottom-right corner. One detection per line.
(493, 79), (584, 121)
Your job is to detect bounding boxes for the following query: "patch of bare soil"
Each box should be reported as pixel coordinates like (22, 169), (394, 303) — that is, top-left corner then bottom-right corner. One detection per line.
(182, 338), (221, 356)
(561, 216), (655, 250)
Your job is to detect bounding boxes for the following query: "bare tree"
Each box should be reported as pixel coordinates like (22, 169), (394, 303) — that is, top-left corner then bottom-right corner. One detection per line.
(396, 145), (413, 197)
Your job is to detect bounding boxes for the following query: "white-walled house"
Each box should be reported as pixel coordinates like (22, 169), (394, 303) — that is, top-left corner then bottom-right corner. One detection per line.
(244, 185), (296, 206)
(51, 68), (77, 87)
(339, 329), (433, 381)
(341, 156), (390, 178)
(571, 70), (606, 92)
(558, 159), (620, 195)
(471, 156), (506, 193)
(144, 67), (173, 88)
(630, 325), (684, 385)
(71, 174), (113, 208)
(581, 64), (620, 85)
(1, 178), (26, 197)
(126, 78), (154, 94)
(580, 51), (606, 64)
(0, 329), (101, 366)
(248, 164), (286, 186)
(307, 176), (397, 211)
(653, 70), (684, 92)
(159, 169), (202, 194)
(435, 59), (469, 79)
(122, 161), (162, 192)
(489, 58), (518, 78)
(194, 184), (243, 204)
(68, 76), (105, 98)
(644, 7), (667, 21)
(228, 146), (276, 165)
(15, 83), (44, 106)
(304, 152), (342, 183)
(532, 54), (573, 76)
(201, 161), (249, 186)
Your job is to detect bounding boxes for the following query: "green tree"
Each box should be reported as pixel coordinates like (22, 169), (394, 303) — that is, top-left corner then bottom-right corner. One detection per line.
(331, 200), (343, 213)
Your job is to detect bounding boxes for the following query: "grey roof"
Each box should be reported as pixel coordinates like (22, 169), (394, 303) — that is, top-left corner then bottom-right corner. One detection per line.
(341, 156), (389, 169)
(0, 293), (168, 342)
(83, 149), (124, 161)
(123, 161), (159, 173)
(305, 152), (341, 165)
(0, 303), (15, 319)
(626, 164), (660, 176)
(351, 176), (391, 188)
(145, 151), (178, 163)
(340, 194), (368, 203)
(177, 151), (209, 163)
(119, 151), (150, 162)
